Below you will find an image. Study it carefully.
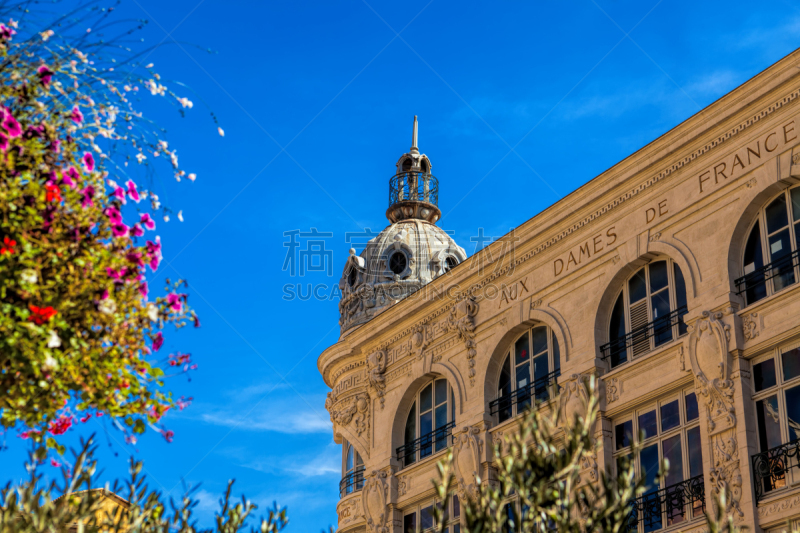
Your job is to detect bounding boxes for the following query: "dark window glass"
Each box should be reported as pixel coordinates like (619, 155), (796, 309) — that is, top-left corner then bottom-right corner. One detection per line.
(435, 404), (448, 429)
(782, 348), (800, 382)
(346, 445), (354, 472)
(685, 393), (699, 422)
(756, 394), (782, 452)
(533, 353), (549, 402)
(420, 410), (433, 457)
(766, 196), (789, 234)
(640, 443), (661, 493)
(420, 384), (432, 413)
(503, 503), (516, 533)
(498, 356), (512, 423)
(768, 229), (795, 290)
(552, 332), (561, 374)
(404, 404), (416, 466)
(649, 261), (669, 293)
(389, 252), (407, 275)
(609, 292), (627, 367)
(662, 434), (684, 486)
(660, 400), (680, 432)
(615, 421), (633, 450)
(638, 410), (658, 440)
(792, 188), (800, 221)
(753, 359), (777, 392)
(435, 379), (448, 406)
(404, 513), (416, 533)
(515, 333), (529, 365)
(785, 384), (800, 442)
(420, 505), (434, 530)
(532, 326), (548, 355)
(453, 495), (460, 518)
(687, 426), (703, 478)
(629, 268), (647, 303)
(743, 222), (767, 304)
(445, 256), (457, 273)
(674, 264), (688, 335)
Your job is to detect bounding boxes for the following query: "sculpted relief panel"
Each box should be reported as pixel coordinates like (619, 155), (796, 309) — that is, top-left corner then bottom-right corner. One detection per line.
(686, 309), (744, 520)
(362, 470), (392, 533)
(452, 425), (483, 500)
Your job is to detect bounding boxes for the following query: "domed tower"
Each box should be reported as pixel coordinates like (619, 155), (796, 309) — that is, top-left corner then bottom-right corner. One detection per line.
(338, 117), (466, 335)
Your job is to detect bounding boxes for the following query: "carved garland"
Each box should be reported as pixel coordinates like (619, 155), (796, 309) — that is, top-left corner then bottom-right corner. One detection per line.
(440, 298), (479, 386)
(367, 350), (387, 409)
(362, 470), (391, 533)
(452, 426), (484, 500)
(327, 392), (371, 442)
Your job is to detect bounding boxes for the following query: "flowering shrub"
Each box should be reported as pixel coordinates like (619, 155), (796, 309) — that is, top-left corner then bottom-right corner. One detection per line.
(0, 8), (210, 449)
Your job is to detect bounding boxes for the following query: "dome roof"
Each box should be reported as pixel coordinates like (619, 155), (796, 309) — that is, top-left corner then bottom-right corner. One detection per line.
(338, 219), (466, 334)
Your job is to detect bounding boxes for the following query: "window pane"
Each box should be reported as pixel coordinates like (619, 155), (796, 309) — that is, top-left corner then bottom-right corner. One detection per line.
(533, 354), (550, 401)
(499, 355), (512, 397)
(420, 505), (433, 530)
(609, 292), (628, 367)
(404, 513), (417, 533)
(687, 426), (703, 478)
(638, 409), (658, 440)
(660, 400), (680, 432)
(453, 495), (460, 518)
(516, 361), (530, 390)
(685, 392), (699, 422)
(552, 332), (561, 374)
(782, 347), (800, 382)
(649, 261), (669, 293)
(640, 443), (661, 493)
(766, 196), (790, 234)
(662, 434), (684, 487)
(503, 503), (516, 533)
(674, 264), (688, 336)
(435, 379), (448, 406)
(615, 420), (633, 450)
(652, 290), (673, 347)
(420, 411), (433, 438)
(405, 403), (417, 443)
(753, 359), (777, 392)
(755, 395), (782, 452)
(356, 451), (363, 466)
(420, 384), (433, 414)
(346, 445), (354, 471)
(515, 333), (529, 365)
(629, 268), (647, 303)
(785, 384), (800, 442)
(792, 188), (800, 221)
(743, 221), (767, 304)
(435, 403), (448, 430)
(768, 229), (795, 291)
(532, 326), (548, 355)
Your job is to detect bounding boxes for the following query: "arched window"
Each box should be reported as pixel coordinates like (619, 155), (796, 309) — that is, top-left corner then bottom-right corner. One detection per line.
(339, 442), (364, 497)
(737, 187), (800, 306)
(491, 325), (561, 424)
(603, 259), (688, 369)
(397, 378), (455, 468)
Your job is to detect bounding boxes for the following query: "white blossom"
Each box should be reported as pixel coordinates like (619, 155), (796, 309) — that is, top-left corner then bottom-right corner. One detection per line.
(218, 127), (225, 137)
(188, 173), (196, 181)
(40, 30), (54, 41)
(177, 210), (184, 222)
(43, 354), (58, 371)
(147, 303), (159, 322)
(46, 330), (61, 349)
(177, 97), (193, 109)
(98, 298), (117, 315)
(20, 269), (37, 284)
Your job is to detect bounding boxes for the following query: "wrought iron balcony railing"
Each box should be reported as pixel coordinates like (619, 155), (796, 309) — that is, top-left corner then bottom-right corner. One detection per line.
(396, 421), (455, 468)
(490, 369), (560, 420)
(735, 249), (800, 302)
(600, 306), (688, 365)
(389, 171), (439, 207)
(339, 467), (365, 498)
(752, 437), (800, 502)
(625, 475), (705, 532)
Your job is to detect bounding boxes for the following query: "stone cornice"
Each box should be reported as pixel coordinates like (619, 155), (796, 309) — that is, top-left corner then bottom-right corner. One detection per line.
(319, 49), (800, 386)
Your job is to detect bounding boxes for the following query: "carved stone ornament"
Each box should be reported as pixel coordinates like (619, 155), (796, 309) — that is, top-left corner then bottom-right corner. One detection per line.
(411, 324), (432, 360)
(686, 309), (743, 520)
(440, 298), (479, 386)
(361, 470), (391, 533)
(742, 312), (759, 341)
(367, 350), (387, 409)
(338, 498), (361, 527)
(331, 393), (371, 441)
(559, 374), (590, 426)
(398, 475), (409, 497)
(605, 377), (619, 404)
(579, 449), (598, 484)
(452, 426), (483, 499)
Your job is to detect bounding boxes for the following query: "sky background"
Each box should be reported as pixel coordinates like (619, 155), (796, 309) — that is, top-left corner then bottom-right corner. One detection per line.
(2, 0), (800, 531)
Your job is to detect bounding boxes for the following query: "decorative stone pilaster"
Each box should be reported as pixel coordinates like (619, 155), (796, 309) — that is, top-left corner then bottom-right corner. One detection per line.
(452, 425), (484, 500)
(362, 469), (393, 533)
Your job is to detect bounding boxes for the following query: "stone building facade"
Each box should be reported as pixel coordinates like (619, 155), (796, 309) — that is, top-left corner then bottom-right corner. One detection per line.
(319, 52), (800, 533)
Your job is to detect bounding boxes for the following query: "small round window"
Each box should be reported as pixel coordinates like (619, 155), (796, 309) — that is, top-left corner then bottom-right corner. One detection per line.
(348, 267), (358, 287)
(444, 256), (457, 273)
(389, 252), (407, 275)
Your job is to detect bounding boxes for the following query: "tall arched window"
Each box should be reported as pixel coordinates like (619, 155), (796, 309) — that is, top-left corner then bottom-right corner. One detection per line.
(603, 259), (688, 369)
(340, 442), (364, 497)
(491, 325), (561, 424)
(397, 378), (455, 468)
(737, 187), (800, 306)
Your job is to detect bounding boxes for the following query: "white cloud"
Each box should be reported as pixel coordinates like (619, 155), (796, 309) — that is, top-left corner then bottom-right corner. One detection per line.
(200, 407), (331, 434)
(221, 442), (340, 478)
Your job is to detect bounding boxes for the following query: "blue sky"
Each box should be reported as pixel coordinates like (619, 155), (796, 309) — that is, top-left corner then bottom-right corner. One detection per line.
(2, 0), (800, 531)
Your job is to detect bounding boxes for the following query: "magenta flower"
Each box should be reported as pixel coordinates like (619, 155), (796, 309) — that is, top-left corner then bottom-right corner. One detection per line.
(2, 113), (21, 138)
(82, 152), (94, 172)
(140, 213), (155, 230)
(37, 65), (53, 87)
(0, 24), (15, 40)
(126, 180), (140, 202)
(146, 238), (162, 271)
(152, 332), (164, 352)
(130, 223), (144, 237)
(104, 205), (122, 224)
(101, 288), (109, 300)
(126, 250), (145, 266)
(0, 132), (7, 152)
(80, 185), (95, 208)
(166, 293), (183, 313)
(50, 138), (60, 153)
(113, 185), (126, 204)
(106, 267), (123, 280)
(111, 222), (129, 238)
(64, 166), (79, 188)
(60, 171), (75, 189)
(139, 281), (148, 299)
(70, 106), (83, 124)
(193, 314), (201, 328)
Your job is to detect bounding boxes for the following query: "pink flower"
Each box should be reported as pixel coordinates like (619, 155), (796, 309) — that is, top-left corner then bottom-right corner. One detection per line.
(82, 152), (94, 172)
(130, 223), (144, 237)
(152, 332), (164, 352)
(70, 106), (83, 124)
(2, 113), (21, 138)
(81, 185), (95, 208)
(106, 267), (123, 280)
(37, 65), (53, 87)
(80, 414), (92, 423)
(126, 180), (140, 202)
(139, 281), (148, 299)
(50, 138), (60, 153)
(0, 132), (7, 152)
(113, 185), (126, 204)
(162, 429), (174, 443)
(101, 288), (109, 300)
(146, 238), (161, 271)
(48, 415), (73, 435)
(166, 293), (183, 313)
(193, 314), (201, 328)
(50, 458), (61, 468)
(105, 205), (122, 224)
(0, 24), (15, 40)
(111, 222), (129, 238)
(140, 213), (155, 230)
(63, 167), (79, 188)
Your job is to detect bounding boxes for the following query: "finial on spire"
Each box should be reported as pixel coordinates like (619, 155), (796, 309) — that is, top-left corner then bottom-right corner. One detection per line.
(410, 115), (419, 154)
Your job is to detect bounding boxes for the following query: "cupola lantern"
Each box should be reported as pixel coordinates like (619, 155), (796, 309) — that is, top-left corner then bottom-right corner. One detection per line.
(387, 116), (440, 224)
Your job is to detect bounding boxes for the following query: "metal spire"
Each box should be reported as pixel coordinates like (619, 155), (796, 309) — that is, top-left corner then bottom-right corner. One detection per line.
(410, 115), (419, 154)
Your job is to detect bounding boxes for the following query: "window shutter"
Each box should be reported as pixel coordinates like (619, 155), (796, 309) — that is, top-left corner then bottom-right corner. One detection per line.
(629, 299), (650, 357)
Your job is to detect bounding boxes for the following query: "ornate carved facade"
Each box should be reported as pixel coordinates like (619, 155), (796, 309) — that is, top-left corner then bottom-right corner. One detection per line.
(320, 52), (800, 532)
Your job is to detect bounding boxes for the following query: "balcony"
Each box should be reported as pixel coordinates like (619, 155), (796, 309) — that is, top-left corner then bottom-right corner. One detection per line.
(625, 475), (705, 532)
(601, 306), (688, 367)
(735, 249), (800, 305)
(388, 171), (439, 207)
(490, 369), (560, 423)
(396, 421), (455, 468)
(339, 467), (365, 498)
(751, 438), (800, 503)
